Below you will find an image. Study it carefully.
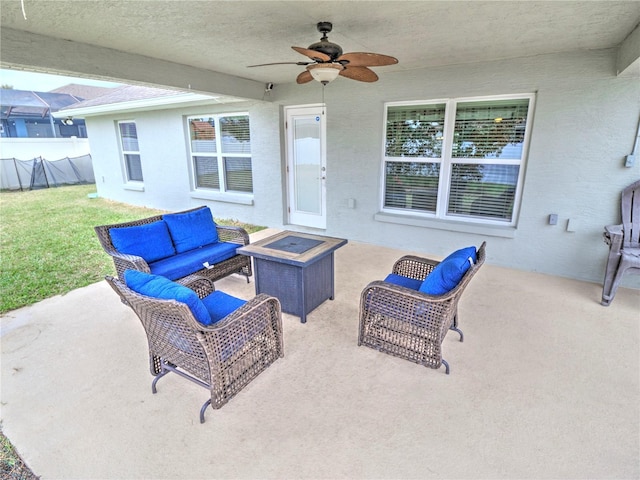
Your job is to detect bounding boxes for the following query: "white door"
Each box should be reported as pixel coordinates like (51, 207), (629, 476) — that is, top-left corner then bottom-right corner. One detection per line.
(285, 105), (327, 229)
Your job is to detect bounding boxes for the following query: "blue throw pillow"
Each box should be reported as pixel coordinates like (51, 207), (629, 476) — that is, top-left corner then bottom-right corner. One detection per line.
(110, 221), (176, 263)
(419, 246), (477, 295)
(123, 270), (212, 325)
(201, 291), (247, 324)
(163, 207), (219, 253)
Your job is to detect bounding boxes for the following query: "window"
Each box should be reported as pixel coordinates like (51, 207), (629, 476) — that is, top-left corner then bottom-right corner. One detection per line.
(188, 114), (252, 194)
(382, 95), (533, 226)
(117, 121), (143, 182)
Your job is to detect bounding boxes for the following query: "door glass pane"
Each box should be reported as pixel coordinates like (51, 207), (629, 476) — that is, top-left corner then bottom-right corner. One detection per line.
(293, 117), (321, 214)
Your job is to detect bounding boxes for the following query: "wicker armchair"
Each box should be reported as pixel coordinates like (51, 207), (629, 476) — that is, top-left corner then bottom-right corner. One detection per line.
(95, 207), (252, 286)
(106, 275), (283, 423)
(602, 179), (640, 306)
(358, 242), (486, 374)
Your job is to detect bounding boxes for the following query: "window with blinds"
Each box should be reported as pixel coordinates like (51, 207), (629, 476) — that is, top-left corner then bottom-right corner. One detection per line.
(382, 95), (533, 225)
(187, 114), (252, 194)
(118, 121), (143, 182)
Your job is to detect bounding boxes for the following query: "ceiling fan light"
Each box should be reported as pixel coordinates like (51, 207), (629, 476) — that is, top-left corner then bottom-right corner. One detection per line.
(307, 63), (342, 84)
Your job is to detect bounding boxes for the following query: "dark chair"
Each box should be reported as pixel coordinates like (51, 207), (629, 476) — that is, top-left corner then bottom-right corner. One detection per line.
(602, 179), (640, 306)
(106, 275), (283, 423)
(358, 242), (486, 374)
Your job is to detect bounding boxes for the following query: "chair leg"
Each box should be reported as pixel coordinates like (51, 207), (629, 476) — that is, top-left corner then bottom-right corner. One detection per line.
(200, 399), (212, 424)
(441, 359), (450, 375)
(151, 368), (171, 394)
(601, 254), (621, 306)
(450, 314), (464, 342)
(604, 260), (631, 306)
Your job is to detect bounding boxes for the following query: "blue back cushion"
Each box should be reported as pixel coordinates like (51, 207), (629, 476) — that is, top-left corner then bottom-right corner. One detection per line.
(124, 270), (212, 326)
(201, 291), (247, 323)
(163, 207), (219, 253)
(384, 273), (422, 291)
(419, 246), (477, 295)
(110, 220), (176, 263)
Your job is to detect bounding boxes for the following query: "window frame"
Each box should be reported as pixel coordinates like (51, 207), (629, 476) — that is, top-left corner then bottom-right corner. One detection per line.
(116, 120), (143, 185)
(381, 93), (535, 228)
(186, 113), (253, 199)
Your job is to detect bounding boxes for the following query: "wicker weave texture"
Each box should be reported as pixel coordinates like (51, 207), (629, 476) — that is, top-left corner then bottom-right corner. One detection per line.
(358, 242), (486, 373)
(94, 207), (252, 284)
(106, 276), (284, 418)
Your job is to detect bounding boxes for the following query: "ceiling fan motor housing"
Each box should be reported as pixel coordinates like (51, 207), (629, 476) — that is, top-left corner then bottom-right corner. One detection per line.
(308, 21), (343, 61)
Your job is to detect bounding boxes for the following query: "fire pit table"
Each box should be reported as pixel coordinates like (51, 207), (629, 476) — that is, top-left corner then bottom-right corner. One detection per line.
(237, 231), (347, 323)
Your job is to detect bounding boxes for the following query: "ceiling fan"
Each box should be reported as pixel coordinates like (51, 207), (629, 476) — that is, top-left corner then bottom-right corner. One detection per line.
(248, 22), (398, 85)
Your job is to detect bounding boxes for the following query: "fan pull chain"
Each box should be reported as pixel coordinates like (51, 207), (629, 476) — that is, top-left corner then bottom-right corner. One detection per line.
(322, 84), (325, 115)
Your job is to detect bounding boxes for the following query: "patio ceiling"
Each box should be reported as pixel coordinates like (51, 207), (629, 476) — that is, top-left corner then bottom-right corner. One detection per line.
(1, 1), (639, 99)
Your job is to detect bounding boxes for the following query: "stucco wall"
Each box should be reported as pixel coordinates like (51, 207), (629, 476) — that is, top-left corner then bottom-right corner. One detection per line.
(88, 101), (284, 228)
(88, 48), (639, 288)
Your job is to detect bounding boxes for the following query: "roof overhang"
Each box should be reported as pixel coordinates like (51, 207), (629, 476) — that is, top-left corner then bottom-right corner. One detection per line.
(53, 92), (244, 118)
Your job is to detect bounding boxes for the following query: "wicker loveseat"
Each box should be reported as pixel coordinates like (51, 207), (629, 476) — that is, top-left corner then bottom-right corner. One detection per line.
(358, 242), (486, 374)
(106, 272), (284, 423)
(95, 206), (252, 286)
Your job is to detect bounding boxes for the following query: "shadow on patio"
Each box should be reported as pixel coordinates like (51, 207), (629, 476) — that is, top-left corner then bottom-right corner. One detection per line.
(1, 229), (638, 479)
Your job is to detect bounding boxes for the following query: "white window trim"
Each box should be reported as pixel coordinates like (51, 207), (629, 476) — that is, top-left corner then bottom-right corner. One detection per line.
(117, 119), (143, 186)
(186, 113), (253, 202)
(380, 93), (535, 229)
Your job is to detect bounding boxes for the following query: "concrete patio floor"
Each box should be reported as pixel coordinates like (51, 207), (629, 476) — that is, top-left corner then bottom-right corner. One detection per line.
(1, 228), (639, 479)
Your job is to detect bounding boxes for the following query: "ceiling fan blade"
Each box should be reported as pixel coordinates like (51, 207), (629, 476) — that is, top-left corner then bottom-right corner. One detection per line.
(339, 66), (379, 82)
(248, 61), (312, 67)
(296, 70), (314, 84)
(292, 46), (331, 62)
(337, 52), (398, 67)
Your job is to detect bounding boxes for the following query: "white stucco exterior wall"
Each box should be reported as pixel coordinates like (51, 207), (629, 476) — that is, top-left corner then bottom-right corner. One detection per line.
(87, 100), (284, 229)
(86, 48), (639, 288)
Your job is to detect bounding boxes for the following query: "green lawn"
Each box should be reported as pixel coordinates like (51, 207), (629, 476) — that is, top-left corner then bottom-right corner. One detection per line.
(0, 184), (264, 314)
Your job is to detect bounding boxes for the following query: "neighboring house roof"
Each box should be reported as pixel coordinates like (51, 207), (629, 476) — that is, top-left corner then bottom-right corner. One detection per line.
(66, 85), (180, 109)
(190, 120), (216, 139)
(49, 84), (114, 100)
(57, 84), (243, 118)
(0, 88), (82, 118)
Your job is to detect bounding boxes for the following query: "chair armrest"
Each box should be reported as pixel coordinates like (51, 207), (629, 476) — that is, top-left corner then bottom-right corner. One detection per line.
(360, 280), (455, 333)
(176, 274), (215, 299)
(392, 255), (439, 281)
(197, 293), (283, 360)
(603, 224), (623, 247)
(216, 225), (250, 246)
(108, 251), (151, 279)
(200, 293), (282, 337)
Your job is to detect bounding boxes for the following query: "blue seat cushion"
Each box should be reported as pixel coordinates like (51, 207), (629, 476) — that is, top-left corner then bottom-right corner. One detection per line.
(384, 273), (422, 290)
(148, 242), (239, 281)
(201, 291), (247, 323)
(419, 246), (477, 295)
(110, 220), (175, 263)
(163, 206), (219, 254)
(123, 270), (212, 325)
